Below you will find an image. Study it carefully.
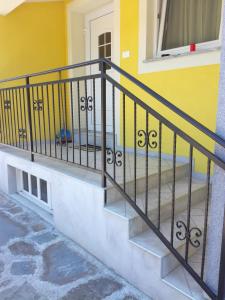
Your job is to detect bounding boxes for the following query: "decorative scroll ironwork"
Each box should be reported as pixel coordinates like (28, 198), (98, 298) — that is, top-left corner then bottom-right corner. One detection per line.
(176, 220), (202, 248)
(18, 128), (27, 139)
(33, 99), (43, 111)
(4, 100), (11, 110)
(137, 130), (158, 149)
(106, 149), (123, 167)
(80, 96), (93, 111)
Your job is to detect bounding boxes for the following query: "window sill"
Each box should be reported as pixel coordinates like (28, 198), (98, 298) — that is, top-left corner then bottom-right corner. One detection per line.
(139, 48), (221, 74)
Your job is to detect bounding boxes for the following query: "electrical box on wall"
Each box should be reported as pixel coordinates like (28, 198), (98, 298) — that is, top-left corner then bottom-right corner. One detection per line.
(122, 51), (130, 59)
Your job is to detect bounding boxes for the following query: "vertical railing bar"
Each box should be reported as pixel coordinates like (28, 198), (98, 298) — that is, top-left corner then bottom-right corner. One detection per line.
(185, 145), (193, 263)
(77, 81), (82, 165)
(0, 90), (6, 145)
(25, 77), (34, 161)
(46, 84), (51, 157)
(123, 93), (126, 192)
(63, 82), (69, 162)
(57, 82), (63, 160)
(85, 79), (89, 167)
(93, 78), (97, 169)
(31, 86), (37, 153)
(200, 158), (211, 280)
(9, 89), (15, 147)
(18, 88), (24, 149)
(4, 90), (10, 145)
(7, 89), (13, 146)
(145, 111), (149, 215)
(6, 90), (14, 145)
(5, 89), (11, 145)
(22, 88), (29, 150)
(158, 121), (162, 230)
(134, 102), (137, 204)
(41, 85), (47, 155)
(171, 133), (177, 246)
(15, 89), (23, 148)
(70, 81), (75, 163)
(8, 89), (14, 146)
(36, 86), (42, 154)
(0, 90), (4, 144)
(51, 84), (57, 159)
(112, 85), (116, 179)
(100, 61), (107, 193)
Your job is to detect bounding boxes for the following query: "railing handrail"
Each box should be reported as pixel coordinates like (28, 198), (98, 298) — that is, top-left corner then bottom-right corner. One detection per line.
(0, 57), (224, 151)
(0, 59), (101, 84)
(102, 58), (225, 150)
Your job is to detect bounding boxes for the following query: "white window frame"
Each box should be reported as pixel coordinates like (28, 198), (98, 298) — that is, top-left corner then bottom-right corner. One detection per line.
(138, 0), (222, 74)
(157, 0), (223, 57)
(18, 171), (52, 211)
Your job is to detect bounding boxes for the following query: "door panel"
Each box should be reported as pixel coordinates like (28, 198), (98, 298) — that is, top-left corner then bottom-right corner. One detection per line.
(89, 12), (113, 132)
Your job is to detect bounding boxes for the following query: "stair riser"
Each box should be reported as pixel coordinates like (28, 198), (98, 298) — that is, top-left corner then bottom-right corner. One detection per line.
(107, 164), (189, 203)
(129, 186), (207, 238)
(161, 243), (199, 278)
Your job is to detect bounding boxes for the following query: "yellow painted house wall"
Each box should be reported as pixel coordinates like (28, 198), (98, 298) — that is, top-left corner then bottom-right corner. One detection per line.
(0, 1), (67, 80)
(120, 0), (220, 173)
(0, 1), (67, 144)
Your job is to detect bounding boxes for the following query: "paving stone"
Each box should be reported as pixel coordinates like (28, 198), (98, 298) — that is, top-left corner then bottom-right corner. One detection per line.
(7, 206), (23, 215)
(41, 241), (97, 285)
(0, 196), (15, 210)
(123, 296), (138, 300)
(31, 232), (58, 245)
(11, 260), (36, 275)
(9, 241), (39, 256)
(61, 277), (123, 300)
(31, 223), (46, 232)
(0, 282), (47, 300)
(16, 213), (35, 224)
(0, 279), (11, 288)
(0, 260), (4, 274)
(0, 212), (28, 246)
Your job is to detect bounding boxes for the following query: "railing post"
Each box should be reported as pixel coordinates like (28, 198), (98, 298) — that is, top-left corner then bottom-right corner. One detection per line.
(26, 76), (34, 162)
(218, 214), (225, 300)
(100, 61), (107, 190)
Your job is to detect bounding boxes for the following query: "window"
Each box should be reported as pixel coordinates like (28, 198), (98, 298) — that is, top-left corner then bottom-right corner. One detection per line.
(20, 171), (50, 209)
(22, 171), (29, 192)
(31, 175), (38, 197)
(40, 179), (48, 203)
(158, 0), (223, 56)
(98, 32), (111, 70)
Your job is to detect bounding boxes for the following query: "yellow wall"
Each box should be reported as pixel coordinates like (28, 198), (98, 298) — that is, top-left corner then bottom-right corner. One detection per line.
(0, 1), (67, 81)
(0, 1), (67, 145)
(120, 0), (220, 173)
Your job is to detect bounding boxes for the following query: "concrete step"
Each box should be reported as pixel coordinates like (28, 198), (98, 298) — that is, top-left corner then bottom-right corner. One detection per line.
(163, 250), (210, 300)
(129, 200), (205, 278)
(106, 178), (207, 238)
(106, 161), (189, 203)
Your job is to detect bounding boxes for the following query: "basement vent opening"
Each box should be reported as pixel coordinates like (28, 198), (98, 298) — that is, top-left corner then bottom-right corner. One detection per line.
(19, 170), (51, 210)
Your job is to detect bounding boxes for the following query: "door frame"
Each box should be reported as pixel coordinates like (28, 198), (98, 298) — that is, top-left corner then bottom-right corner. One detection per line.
(66, 0), (121, 143)
(85, 4), (114, 132)
(85, 3), (114, 66)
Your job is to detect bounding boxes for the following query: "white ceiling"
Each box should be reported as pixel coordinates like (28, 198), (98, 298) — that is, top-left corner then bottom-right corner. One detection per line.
(0, 0), (26, 15)
(0, 0), (62, 15)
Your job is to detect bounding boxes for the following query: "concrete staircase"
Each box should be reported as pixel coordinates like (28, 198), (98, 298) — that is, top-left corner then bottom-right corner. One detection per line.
(104, 159), (209, 299)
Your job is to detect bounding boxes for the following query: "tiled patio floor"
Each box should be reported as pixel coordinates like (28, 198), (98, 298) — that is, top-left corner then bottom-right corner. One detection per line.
(0, 193), (151, 300)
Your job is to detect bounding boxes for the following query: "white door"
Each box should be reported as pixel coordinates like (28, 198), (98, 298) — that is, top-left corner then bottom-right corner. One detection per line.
(88, 11), (114, 132)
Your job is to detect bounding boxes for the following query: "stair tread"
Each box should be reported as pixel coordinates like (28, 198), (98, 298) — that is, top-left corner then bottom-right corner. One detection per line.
(129, 200), (205, 258)
(106, 157), (188, 188)
(163, 250), (209, 300)
(105, 177), (206, 220)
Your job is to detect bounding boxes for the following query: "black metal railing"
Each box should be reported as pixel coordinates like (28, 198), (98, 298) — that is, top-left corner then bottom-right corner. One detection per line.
(0, 58), (225, 299)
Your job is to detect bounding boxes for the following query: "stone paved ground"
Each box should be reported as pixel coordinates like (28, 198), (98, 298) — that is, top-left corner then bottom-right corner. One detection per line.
(0, 193), (151, 300)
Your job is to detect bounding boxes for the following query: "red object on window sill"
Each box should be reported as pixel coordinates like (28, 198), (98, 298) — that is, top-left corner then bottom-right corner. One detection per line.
(190, 43), (196, 52)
